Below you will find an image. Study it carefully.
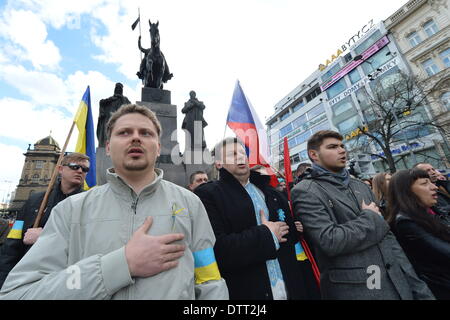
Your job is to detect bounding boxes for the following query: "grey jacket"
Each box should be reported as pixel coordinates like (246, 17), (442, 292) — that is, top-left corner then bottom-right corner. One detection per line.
(291, 169), (434, 300)
(0, 169), (228, 300)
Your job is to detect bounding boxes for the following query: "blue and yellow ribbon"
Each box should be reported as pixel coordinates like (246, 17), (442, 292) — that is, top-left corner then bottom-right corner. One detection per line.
(193, 247), (222, 285)
(7, 220), (24, 239)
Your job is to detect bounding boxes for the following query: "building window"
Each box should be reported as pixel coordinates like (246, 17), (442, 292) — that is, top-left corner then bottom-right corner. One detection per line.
(293, 100), (305, 113)
(35, 160), (44, 169)
(362, 47), (391, 74)
(354, 30), (383, 55)
(441, 92), (450, 110)
(310, 120), (330, 134)
(305, 86), (322, 102)
(422, 58), (439, 76)
(292, 114), (307, 131)
(32, 174), (39, 183)
(280, 111), (291, 121)
(423, 20), (439, 37)
(296, 130), (312, 146)
(326, 78), (347, 99)
(279, 123), (293, 138)
(407, 31), (422, 48)
(307, 104), (325, 120)
(336, 115), (361, 135)
(348, 69), (361, 84)
(439, 48), (450, 68)
(321, 64), (341, 82)
(333, 99), (353, 117)
(299, 150), (309, 161)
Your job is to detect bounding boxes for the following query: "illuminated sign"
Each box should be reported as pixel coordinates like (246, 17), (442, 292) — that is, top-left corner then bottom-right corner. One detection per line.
(328, 57), (399, 107)
(321, 35), (390, 91)
(344, 126), (368, 141)
(319, 20), (375, 71)
(371, 142), (423, 159)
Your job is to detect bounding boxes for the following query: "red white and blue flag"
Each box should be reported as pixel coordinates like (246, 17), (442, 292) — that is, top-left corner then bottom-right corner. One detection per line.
(226, 80), (270, 166)
(226, 80), (278, 186)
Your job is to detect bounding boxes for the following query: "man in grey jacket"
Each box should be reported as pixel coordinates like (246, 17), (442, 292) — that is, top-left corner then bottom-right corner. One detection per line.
(291, 130), (434, 300)
(0, 104), (228, 300)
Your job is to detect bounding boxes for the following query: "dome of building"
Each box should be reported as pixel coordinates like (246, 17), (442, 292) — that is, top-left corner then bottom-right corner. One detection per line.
(34, 135), (61, 150)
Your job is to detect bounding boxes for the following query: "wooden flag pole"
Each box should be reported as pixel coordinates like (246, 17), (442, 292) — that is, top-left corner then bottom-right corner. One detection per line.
(33, 121), (77, 228)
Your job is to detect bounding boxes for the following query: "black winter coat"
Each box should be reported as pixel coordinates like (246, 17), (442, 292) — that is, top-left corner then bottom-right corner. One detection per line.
(195, 168), (320, 300)
(0, 181), (82, 288)
(394, 213), (450, 300)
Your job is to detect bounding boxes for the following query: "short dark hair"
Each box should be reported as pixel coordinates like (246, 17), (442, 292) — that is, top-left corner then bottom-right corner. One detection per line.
(413, 162), (430, 168)
(189, 171), (207, 184)
(295, 162), (311, 175)
(307, 130), (343, 161)
(106, 104), (162, 140)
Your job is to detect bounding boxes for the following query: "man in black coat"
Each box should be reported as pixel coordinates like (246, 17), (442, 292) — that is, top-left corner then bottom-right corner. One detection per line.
(195, 137), (320, 300)
(0, 153), (89, 288)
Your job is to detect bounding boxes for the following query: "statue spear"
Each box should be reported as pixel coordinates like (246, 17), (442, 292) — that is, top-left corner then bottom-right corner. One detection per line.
(131, 8), (142, 61)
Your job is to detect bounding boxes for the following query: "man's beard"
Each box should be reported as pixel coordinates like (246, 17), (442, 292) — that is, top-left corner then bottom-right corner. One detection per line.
(124, 158), (149, 171)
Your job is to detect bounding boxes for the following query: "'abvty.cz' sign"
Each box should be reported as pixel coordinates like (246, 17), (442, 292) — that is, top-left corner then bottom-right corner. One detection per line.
(319, 20), (375, 71)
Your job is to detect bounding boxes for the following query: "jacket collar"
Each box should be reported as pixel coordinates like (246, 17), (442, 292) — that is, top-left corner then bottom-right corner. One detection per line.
(303, 167), (362, 215)
(106, 167), (164, 198)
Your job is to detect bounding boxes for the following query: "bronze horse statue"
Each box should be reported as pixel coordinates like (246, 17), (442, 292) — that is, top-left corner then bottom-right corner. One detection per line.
(137, 20), (173, 89)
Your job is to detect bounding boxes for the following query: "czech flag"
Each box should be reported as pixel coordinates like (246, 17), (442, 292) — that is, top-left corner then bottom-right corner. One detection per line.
(226, 80), (278, 186)
(74, 86), (96, 190)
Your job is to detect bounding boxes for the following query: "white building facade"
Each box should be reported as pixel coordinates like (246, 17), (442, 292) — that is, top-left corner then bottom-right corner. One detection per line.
(267, 16), (447, 174)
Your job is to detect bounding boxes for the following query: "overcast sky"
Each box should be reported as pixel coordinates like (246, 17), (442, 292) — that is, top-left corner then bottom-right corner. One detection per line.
(0, 0), (409, 199)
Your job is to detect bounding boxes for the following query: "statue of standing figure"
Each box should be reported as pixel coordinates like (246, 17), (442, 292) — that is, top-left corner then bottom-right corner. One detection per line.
(97, 83), (131, 147)
(182, 91), (208, 150)
(137, 20), (173, 89)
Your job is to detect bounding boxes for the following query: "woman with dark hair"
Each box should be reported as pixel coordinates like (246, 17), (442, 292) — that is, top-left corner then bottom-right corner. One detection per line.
(372, 173), (391, 219)
(387, 168), (450, 299)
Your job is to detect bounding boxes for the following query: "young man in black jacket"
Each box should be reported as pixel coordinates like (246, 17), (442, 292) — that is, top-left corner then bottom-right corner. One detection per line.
(195, 137), (319, 300)
(0, 152), (89, 288)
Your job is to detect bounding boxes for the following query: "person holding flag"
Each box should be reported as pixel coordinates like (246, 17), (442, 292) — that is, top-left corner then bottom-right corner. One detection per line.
(0, 86), (96, 290)
(0, 152), (88, 289)
(195, 137), (320, 300)
(195, 81), (319, 299)
(74, 86), (96, 190)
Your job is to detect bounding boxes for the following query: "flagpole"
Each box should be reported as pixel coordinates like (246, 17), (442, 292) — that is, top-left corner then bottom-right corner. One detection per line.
(33, 121), (77, 228)
(282, 138), (321, 287)
(223, 122), (228, 140)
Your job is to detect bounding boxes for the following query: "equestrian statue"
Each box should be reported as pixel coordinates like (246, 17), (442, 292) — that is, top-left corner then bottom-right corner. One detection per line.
(137, 20), (173, 89)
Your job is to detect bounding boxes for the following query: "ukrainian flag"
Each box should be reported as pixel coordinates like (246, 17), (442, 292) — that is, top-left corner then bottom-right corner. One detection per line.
(193, 247), (222, 285)
(74, 86), (96, 190)
(7, 220), (24, 239)
(295, 242), (308, 261)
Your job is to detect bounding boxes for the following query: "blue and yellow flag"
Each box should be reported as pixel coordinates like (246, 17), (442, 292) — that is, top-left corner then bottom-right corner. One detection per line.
(74, 86), (96, 190)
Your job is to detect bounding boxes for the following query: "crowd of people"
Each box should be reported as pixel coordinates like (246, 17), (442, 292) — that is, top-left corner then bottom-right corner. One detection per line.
(0, 104), (448, 300)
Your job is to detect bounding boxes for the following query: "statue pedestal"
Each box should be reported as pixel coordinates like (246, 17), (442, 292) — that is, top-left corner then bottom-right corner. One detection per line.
(96, 147), (112, 186)
(95, 88), (213, 188)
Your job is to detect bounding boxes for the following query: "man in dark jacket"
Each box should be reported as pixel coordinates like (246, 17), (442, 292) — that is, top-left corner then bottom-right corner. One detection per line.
(291, 130), (434, 300)
(0, 152), (89, 288)
(195, 137), (320, 300)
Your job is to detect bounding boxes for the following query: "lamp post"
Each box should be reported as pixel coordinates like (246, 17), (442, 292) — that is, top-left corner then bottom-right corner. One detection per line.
(353, 53), (418, 165)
